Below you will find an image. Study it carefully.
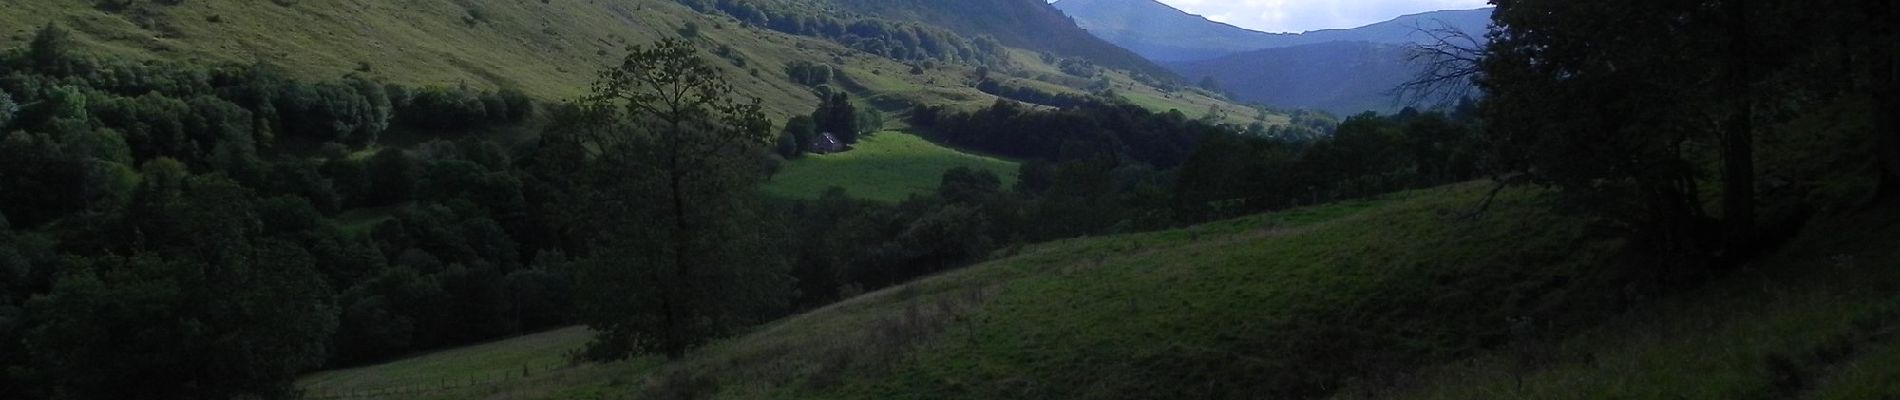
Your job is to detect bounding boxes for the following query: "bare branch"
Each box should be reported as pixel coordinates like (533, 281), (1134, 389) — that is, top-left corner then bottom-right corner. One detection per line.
(1394, 20), (1489, 108)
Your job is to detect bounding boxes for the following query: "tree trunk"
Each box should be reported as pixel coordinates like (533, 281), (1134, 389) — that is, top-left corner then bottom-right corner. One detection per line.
(1876, 82), (1900, 205)
(1872, 0), (1900, 206)
(1721, 0), (1757, 245)
(665, 121), (690, 361)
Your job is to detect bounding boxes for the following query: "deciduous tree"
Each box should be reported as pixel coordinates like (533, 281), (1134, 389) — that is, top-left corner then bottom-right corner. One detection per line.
(555, 39), (789, 360)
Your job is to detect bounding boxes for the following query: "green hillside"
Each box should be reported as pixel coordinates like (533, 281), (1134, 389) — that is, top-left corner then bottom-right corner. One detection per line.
(312, 181), (1898, 400)
(0, 0), (1262, 121)
(1334, 208), (1900, 399)
(298, 327), (593, 398)
(813, 0), (1174, 78)
(539, 182), (1626, 399)
(0, 0), (839, 118)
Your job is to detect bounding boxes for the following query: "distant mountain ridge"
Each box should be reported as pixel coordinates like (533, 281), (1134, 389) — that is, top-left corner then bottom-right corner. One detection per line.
(1173, 42), (1417, 116)
(1055, 0), (1491, 114)
(1049, 0), (1299, 62)
(1052, 0), (1491, 62)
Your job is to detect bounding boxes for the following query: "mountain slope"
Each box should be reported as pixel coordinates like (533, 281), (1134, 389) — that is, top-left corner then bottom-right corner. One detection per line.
(1055, 0), (1491, 114)
(1173, 41), (1419, 115)
(1050, 0), (1301, 62)
(0, 0), (839, 116)
(813, 0), (1176, 79)
(1296, 8), (1493, 47)
(0, 0), (1246, 122)
(1054, 0), (1492, 62)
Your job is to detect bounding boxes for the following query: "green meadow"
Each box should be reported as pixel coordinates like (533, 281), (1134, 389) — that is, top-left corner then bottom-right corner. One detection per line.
(764, 131), (1020, 203)
(297, 327), (593, 397)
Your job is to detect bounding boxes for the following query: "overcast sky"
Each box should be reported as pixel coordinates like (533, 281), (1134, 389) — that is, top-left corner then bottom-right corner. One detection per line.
(1149, 0), (1492, 33)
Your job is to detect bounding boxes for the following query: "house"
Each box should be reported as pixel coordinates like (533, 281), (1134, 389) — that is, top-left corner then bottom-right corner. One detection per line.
(809, 132), (846, 154)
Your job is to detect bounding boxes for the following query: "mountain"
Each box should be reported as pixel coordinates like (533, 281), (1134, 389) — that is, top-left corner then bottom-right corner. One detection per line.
(1049, 0), (1303, 62)
(0, 0), (1261, 121)
(1296, 8), (1493, 49)
(1174, 41), (1418, 116)
(1053, 0), (1492, 62)
(820, 0), (1178, 78)
(1055, 0), (1491, 114)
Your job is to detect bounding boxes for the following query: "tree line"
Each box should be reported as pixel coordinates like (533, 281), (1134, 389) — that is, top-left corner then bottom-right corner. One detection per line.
(1, 25), (561, 399)
(1460, 0), (1897, 280)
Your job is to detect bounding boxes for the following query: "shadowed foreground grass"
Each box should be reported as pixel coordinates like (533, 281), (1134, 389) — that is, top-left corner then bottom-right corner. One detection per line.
(415, 183), (1624, 399)
(297, 327), (592, 397)
(323, 182), (1900, 399)
(1334, 205), (1900, 399)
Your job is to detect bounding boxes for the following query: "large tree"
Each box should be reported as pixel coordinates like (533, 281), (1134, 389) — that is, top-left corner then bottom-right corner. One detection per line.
(1478, 0), (1900, 266)
(1480, 0), (1770, 267)
(553, 39), (790, 360)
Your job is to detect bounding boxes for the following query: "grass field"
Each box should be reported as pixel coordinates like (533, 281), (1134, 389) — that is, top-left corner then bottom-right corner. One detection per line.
(351, 182), (1900, 400)
(297, 327), (594, 397)
(1331, 206), (1900, 399)
(380, 183), (1614, 398)
(763, 131), (1019, 203)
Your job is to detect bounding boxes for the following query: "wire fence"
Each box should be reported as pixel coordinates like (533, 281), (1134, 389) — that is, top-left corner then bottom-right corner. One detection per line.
(301, 361), (577, 400)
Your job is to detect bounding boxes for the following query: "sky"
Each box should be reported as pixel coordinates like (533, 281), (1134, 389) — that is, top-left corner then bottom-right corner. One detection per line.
(1150, 0), (1491, 33)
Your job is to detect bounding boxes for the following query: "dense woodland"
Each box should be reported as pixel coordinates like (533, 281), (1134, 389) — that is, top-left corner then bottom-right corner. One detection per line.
(1467, 0), (1896, 280)
(0, 25), (559, 399)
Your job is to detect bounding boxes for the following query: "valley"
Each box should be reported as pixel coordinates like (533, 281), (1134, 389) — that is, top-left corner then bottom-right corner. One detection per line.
(0, 0), (1894, 399)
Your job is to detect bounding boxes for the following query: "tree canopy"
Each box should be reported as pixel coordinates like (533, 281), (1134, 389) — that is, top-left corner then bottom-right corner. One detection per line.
(551, 39), (790, 360)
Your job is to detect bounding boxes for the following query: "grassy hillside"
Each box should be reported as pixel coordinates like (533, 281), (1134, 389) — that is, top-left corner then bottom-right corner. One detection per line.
(0, 0), (818, 116)
(300, 182), (1900, 399)
(994, 48), (1275, 127)
(298, 327), (594, 398)
(328, 182), (1610, 398)
(1332, 206), (1900, 399)
(808, 0), (1175, 78)
(764, 131), (1019, 203)
(0, 0), (1260, 121)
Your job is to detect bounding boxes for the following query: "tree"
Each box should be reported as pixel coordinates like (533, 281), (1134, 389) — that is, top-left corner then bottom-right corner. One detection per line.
(938, 167), (1001, 206)
(27, 24), (76, 76)
(0, 89), (16, 130)
(365, 148), (418, 206)
(813, 92), (860, 144)
(31, 174), (336, 400)
(555, 39), (789, 360)
(780, 115), (817, 158)
(1479, 0), (1800, 269)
